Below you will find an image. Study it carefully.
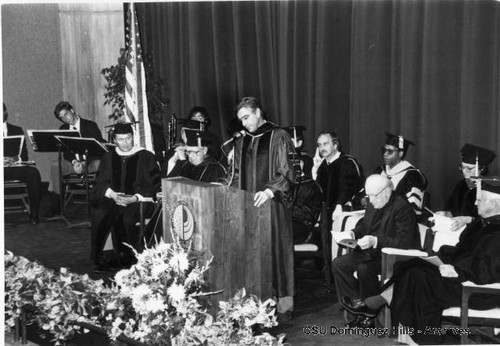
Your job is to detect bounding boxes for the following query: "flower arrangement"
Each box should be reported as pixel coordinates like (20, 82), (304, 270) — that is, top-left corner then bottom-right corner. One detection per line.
(4, 240), (285, 346)
(4, 252), (110, 345)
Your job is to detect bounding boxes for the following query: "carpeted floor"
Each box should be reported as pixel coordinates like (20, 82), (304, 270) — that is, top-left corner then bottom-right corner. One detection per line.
(4, 192), (489, 345)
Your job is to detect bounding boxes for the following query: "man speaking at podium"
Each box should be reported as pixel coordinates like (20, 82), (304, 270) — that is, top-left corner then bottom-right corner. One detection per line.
(91, 122), (160, 271)
(228, 96), (296, 322)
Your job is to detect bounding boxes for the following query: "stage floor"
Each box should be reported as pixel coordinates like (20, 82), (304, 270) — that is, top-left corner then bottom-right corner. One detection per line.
(4, 197), (472, 345)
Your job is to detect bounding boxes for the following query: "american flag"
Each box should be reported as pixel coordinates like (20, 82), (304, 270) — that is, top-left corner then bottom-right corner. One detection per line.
(124, 2), (153, 152)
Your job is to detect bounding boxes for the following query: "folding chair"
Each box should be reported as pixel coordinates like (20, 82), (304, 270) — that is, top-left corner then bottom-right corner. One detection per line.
(294, 203), (333, 290)
(382, 226), (500, 344)
(4, 180), (30, 215)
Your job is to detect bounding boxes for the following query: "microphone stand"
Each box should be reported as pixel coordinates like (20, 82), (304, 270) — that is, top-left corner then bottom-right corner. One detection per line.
(67, 149), (92, 229)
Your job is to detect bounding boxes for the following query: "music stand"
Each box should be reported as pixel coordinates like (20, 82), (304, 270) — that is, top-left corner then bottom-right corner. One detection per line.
(3, 135), (25, 159)
(55, 136), (110, 228)
(27, 129), (80, 225)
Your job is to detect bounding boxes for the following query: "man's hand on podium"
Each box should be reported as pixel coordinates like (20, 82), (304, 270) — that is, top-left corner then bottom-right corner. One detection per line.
(254, 189), (274, 207)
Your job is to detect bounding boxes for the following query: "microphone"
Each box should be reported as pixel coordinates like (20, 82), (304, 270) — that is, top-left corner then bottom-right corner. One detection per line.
(222, 130), (245, 147)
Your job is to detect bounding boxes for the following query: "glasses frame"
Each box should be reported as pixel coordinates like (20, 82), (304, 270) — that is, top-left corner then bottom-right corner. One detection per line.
(365, 186), (389, 201)
(380, 147), (400, 155)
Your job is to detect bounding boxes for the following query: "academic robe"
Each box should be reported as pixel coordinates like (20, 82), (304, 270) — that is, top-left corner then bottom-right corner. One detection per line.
(229, 121), (296, 298)
(374, 160), (427, 215)
(444, 179), (478, 218)
(167, 158), (226, 183)
(331, 193), (419, 299)
(91, 147), (160, 265)
(386, 217), (500, 344)
(292, 176), (323, 244)
(316, 153), (364, 211)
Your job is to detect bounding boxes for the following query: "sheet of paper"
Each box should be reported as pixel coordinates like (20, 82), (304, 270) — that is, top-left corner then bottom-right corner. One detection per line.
(422, 256), (444, 267)
(331, 230), (354, 244)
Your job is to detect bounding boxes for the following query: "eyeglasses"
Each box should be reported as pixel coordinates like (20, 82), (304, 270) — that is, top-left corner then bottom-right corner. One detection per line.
(186, 150), (201, 155)
(365, 186), (388, 200)
(380, 147), (399, 155)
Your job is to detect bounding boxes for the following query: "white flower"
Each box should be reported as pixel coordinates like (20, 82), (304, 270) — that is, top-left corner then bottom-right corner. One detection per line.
(144, 296), (166, 313)
(167, 283), (186, 302)
(155, 241), (172, 253)
(170, 252), (189, 272)
(131, 284), (153, 312)
(151, 262), (170, 278)
(185, 270), (201, 286)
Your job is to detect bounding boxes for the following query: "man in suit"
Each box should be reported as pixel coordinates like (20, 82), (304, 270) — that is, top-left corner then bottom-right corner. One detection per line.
(50, 101), (105, 194)
(3, 103), (42, 224)
(331, 174), (419, 327)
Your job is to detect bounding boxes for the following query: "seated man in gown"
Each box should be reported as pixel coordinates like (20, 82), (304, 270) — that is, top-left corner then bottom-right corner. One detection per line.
(286, 126), (323, 245)
(91, 123), (160, 271)
(166, 128), (226, 182)
(332, 174), (419, 328)
(440, 143), (496, 231)
(374, 132), (427, 219)
(341, 177), (500, 345)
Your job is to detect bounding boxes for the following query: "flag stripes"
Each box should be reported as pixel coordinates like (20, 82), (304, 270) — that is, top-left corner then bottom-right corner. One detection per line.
(124, 2), (153, 152)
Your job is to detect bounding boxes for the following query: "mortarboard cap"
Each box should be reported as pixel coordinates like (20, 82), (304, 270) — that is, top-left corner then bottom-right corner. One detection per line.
(475, 177), (500, 200)
(460, 143), (496, 166)
(179, 119), (206, 131)
(284, 126), (306, 142)
(184, 129), (222, 159)
(113, 122), (134, 135)
(384, 132), (414, 153)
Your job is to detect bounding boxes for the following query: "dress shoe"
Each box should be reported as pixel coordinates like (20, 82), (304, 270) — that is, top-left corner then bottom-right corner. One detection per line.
(93, 264), (119, 273)
(345, 315), (375, 328)
(341, 295), (382, 318)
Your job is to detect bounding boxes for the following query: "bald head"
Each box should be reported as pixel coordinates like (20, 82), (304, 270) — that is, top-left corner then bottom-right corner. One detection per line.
(365, 174), (393, 209)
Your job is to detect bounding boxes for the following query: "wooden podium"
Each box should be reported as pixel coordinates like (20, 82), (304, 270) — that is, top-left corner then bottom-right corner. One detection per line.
(162, 177), (273, 305)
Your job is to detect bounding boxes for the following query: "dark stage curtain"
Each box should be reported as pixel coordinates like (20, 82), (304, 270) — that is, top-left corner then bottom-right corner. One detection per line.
(136, 0), (352, 154)
(350, 0), (500, 208)
(137, 0), (499, 208)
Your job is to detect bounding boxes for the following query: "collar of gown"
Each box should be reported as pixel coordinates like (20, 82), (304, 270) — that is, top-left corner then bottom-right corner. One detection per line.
(385, 160), (413, 176)
(245, 121), (277, 137)
(481, 214), (500, 227)
(115, 145), (144, 156)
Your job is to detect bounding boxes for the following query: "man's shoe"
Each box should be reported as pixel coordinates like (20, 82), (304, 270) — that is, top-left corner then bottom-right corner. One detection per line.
(345, 315), (375, 328)
(340, 295), (382, 318)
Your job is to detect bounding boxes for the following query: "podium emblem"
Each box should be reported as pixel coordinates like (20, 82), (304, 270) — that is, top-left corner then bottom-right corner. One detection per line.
(171, 200), (196, 242)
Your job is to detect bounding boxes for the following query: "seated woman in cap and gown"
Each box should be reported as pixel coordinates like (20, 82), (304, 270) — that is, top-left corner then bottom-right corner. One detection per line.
(166, 128), (226, 182)
(91, 122), (160, 271)
(440, 143), (496, 231)
(142, 129), (226, 247)
(340, 177), (500, 345)
(282, 125), (323, 244)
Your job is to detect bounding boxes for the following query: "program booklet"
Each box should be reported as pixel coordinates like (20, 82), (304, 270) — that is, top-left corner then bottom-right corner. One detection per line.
(422, 256), (444, 267)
